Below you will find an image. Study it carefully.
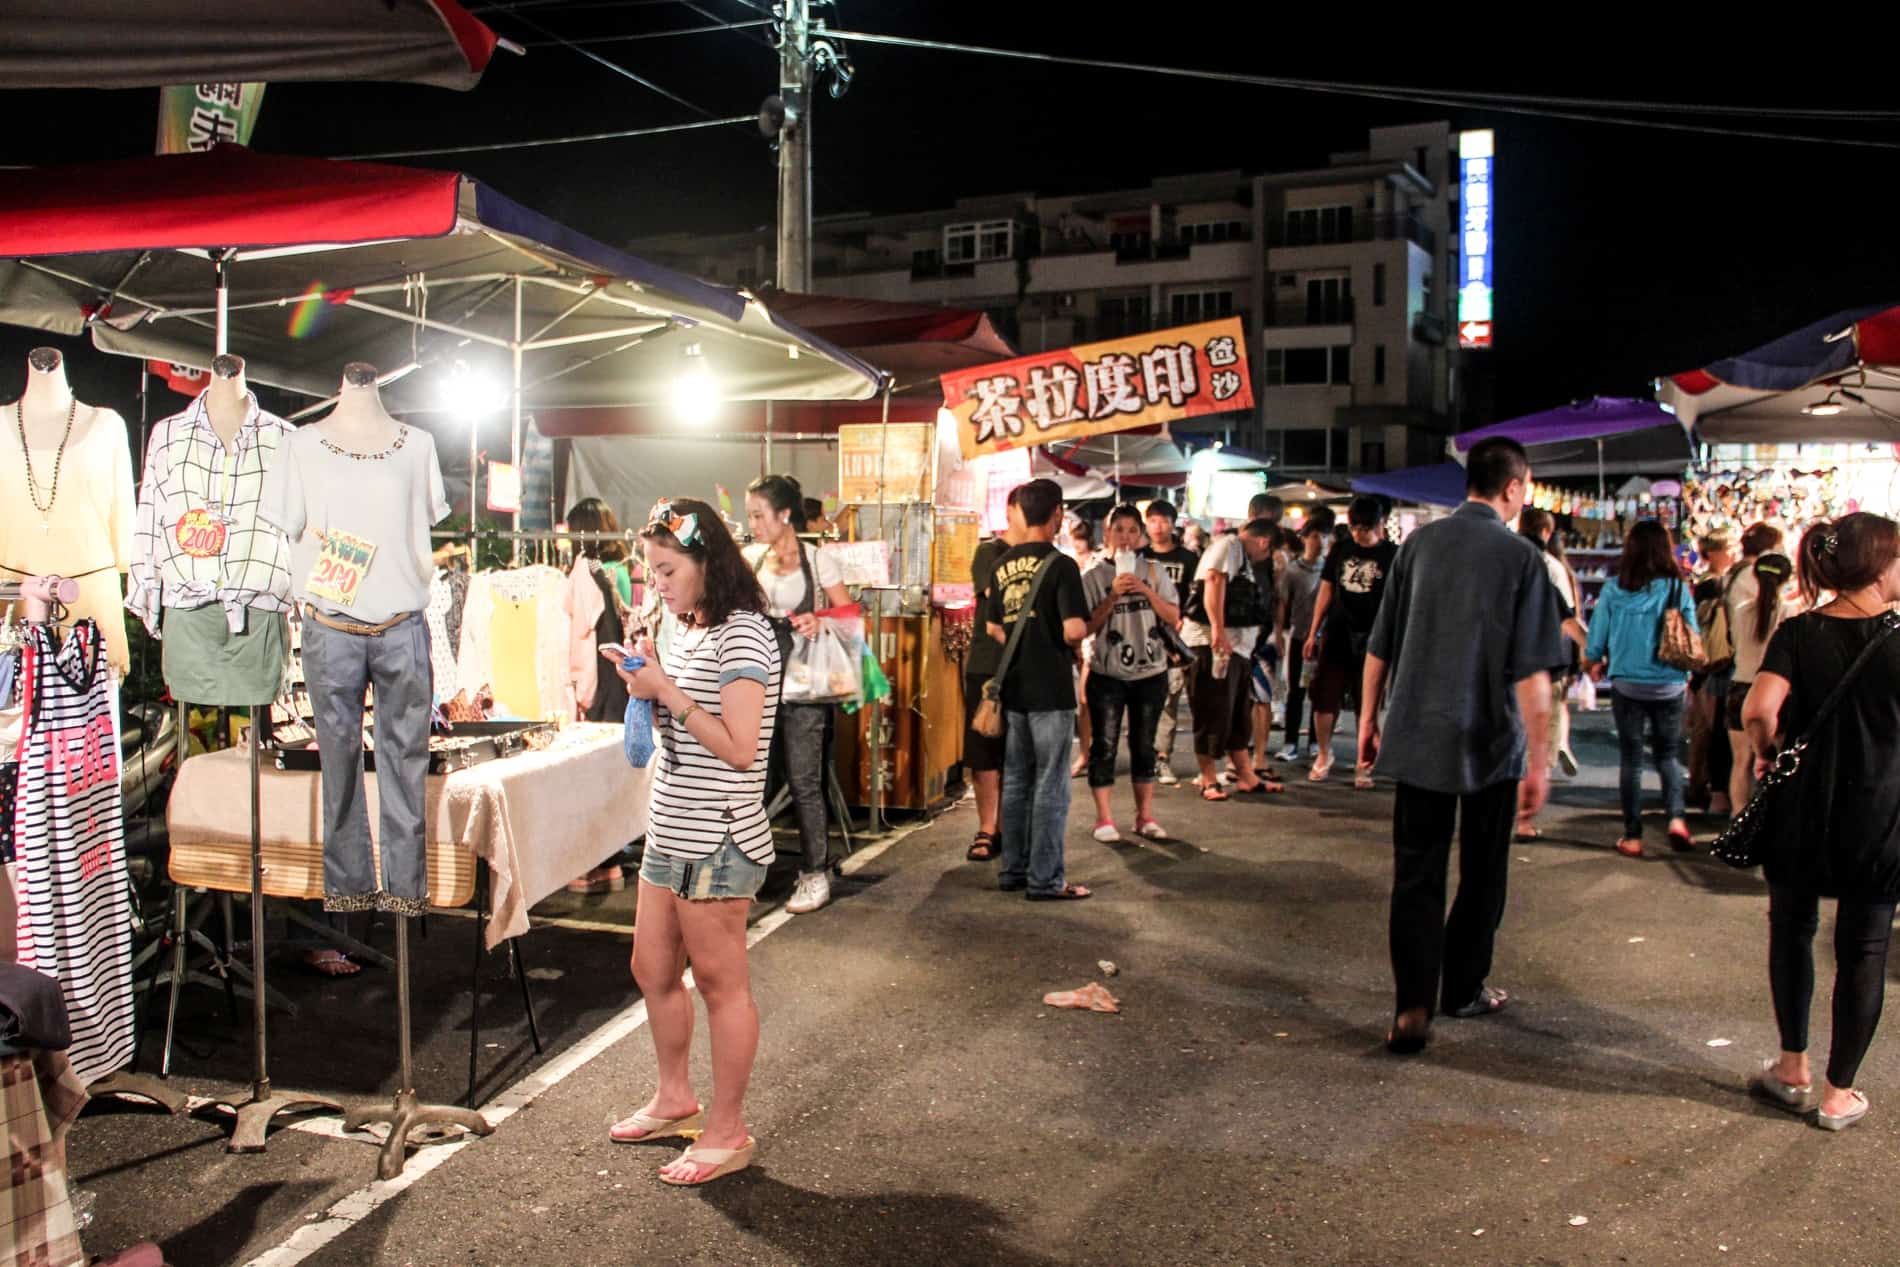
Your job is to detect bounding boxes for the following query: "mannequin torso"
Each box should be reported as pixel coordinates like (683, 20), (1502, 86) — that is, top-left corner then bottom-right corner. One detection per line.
(315, 365), (401, 454)
(15, 350), (97, 451)
(204, 355), (249, 449)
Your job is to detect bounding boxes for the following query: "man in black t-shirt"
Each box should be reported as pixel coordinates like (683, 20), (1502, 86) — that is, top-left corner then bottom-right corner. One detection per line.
(962, 531), (1014, 861)
(985, 478), (1090, 901)
(1140, 498), (1199, 784)
(1302, 495), (1398, 785)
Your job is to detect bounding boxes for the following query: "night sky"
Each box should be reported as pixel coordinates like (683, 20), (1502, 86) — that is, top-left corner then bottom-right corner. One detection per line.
(6, 3), (1900, 423)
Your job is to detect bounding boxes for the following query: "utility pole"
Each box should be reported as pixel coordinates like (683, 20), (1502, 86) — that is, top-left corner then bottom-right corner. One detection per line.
(774, 0), (812, 292)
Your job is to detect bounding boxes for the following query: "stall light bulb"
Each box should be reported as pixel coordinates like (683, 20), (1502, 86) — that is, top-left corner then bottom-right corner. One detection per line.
(440, 362), (500, 418)
(671, 359), (718, 424)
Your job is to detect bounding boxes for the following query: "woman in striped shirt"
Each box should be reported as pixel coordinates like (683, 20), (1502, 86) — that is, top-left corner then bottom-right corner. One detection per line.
(605, 496), (780, 1186)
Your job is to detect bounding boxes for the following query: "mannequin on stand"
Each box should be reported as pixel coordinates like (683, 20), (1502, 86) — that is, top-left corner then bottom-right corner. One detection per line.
(131, 351), (338, 1149)
(260, 362), (490, 1178)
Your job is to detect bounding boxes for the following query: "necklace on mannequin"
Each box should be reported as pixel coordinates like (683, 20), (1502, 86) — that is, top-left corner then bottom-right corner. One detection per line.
(15, 397), (77, 534)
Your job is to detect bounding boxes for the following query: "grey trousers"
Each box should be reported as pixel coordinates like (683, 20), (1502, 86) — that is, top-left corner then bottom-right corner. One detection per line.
(1154, 666), (1187, 762)
(780, 701), (830, 873)
(303, 611), (433, 918)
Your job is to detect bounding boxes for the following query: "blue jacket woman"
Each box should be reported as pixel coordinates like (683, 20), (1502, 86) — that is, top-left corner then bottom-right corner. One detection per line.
(1584, 520), (1698, 857)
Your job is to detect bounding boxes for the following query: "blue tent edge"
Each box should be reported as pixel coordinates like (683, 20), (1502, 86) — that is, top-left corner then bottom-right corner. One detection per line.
(1350, 462), (1468, 508)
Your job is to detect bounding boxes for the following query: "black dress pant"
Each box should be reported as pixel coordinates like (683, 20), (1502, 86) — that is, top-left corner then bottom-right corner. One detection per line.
(1390, 780), (1519, 1017)
(1768, 884), (1898, 1088)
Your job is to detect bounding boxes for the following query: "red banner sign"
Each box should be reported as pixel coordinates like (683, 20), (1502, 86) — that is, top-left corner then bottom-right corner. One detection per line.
(940, 317), (1253, 460)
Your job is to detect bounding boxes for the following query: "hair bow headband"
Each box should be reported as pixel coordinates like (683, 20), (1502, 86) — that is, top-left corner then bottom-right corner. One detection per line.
(646, 500), (702, 548)
(1822, 532), (1840, 554)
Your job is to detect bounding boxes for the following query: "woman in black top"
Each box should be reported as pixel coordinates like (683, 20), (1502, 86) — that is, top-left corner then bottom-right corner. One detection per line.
(1741, 513), (1900, 1131)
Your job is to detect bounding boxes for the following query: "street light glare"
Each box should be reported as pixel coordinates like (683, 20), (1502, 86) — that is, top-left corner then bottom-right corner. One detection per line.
(671, 356), (719, 424)
(440, 362), (500, 418)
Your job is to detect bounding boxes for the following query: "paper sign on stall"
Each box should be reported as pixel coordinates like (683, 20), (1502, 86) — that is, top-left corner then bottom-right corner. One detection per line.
(940, 317), (1254, 460)
(839, 423), (935, 503)
(306, 529), (377, 609)
(932, 514), (980, 605)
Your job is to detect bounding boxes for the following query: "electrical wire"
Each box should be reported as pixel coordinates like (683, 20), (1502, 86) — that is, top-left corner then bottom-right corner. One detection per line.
(496, 7), (720, 117)
(334, 115), (754, 160)
(523, 17), (771, 44)
(825, 29), (1900, 148)
(470, 0), (696, 12)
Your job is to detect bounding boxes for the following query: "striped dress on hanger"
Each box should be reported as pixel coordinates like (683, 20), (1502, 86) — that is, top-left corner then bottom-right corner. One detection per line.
(12, 620), (134, 1086)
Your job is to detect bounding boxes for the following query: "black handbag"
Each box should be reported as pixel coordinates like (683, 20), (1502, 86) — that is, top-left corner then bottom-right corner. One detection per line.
(1710, 612), (1900, 869)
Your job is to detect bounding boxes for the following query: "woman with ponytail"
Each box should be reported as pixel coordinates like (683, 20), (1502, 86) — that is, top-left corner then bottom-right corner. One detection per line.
(1741, 513), (1900, 1131)
(1722, 522), (1801, 814)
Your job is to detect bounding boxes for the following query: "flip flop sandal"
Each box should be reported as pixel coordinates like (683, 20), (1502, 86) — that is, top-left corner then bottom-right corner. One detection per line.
(1232, 780), (1284, 795)
(1447, 985), (1509, 1018)
(659, 1136), (756, 1185)
(1615, 837), (1644, 858)
(1514, 826), (1543, 842)
(1667, 825), (1696, 851)
(966, 832), (999, 862)
(1818, 1090), (1871, 1132)
(1200, 785), (1230, 802)
(610, 1107), (704, 1144)
(1354, 768), (1376, 790)
(1026, 885), (1093, 901)
(1749, 1058), (1814, 1115)
(303, 949), (362, 978)
(1386, 1016), (1431, 1055)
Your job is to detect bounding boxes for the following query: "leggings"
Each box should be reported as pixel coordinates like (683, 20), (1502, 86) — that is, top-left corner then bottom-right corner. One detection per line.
(1768, 884), (1898, 1087)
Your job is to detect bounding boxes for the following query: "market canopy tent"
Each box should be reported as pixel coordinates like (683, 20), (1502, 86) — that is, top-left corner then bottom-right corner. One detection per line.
(1351, 462), (1468, 509)
(1451, 396), (1692, 479)
(0, 146), (884, 415)
(0, 0), (502, 90)
(1657, 303), (1900, 443)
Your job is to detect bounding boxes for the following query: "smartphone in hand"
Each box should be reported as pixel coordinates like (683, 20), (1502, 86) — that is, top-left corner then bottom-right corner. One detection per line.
(598, 643), (631, 661)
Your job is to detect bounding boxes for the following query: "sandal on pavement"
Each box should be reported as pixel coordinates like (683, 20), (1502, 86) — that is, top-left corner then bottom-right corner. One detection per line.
(1232, 779), (1284, 795)
(1026, 885), (1092, 902)
(1386, 1012), (1432, 1056)
(966, 831), (999, 862)
(1200, 784), (1230, 802)
(1514, 824), (1543, 842)
(1667, 823), (1696, 852)
(610, 1106), (704, 1144)
(1446, 985), (1509, 1018)
(1353, 765), (1375, 791)
(1615, 837), (1644, 858)
(1307, 754), (1335, 783)
(659, 1136), (756, 1185)
(303, 949), (361, 978)
(1818, 1090), (1871, 1132)
(1749, 1058), (1814, 1115)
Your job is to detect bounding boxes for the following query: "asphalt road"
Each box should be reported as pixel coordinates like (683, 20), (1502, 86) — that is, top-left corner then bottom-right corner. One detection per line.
(70, 709), (1900, 1266)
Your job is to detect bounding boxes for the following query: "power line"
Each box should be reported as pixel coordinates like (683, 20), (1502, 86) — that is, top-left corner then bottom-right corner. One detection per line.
(469, 1), (694, 12)
(523, 17), (772, 44)
(826, 29), (1900, 148)
(497, 7), (719, 117)
(335, 116), (754, 161)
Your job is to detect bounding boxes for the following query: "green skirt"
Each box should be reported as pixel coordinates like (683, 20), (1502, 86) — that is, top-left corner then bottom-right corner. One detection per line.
(161, 604), (289, 707)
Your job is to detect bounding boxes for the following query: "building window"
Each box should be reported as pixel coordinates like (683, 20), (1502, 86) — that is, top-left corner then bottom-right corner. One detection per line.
(1277, 272), (1298, 290)
(1330, 345), (1353, 384)
(1282, 429), (1327, 467)
(944, 220), (1015, 264)
(1306, 276), (1351, 324)
(1179, 219), (1247, 245)
(1374, 345), (1386, 385)
(911, 247), (940, 275)
(1097, 294), (1150, 339)
(1109, 229), (1151, 256)
(1170, 289), (1234, 326)
(1361, 441), (1386, 474)
(1264, 345), (1352, 387)
(1284, 205), (1355, 247)
(1415, 145), (1430, 179)
(1373, 263), (1387, 307)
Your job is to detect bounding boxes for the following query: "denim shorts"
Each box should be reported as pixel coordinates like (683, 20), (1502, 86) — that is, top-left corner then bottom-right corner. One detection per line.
(639, 836), (769, 902)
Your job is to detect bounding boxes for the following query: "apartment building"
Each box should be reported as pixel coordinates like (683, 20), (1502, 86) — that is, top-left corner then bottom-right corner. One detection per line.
(632, 122), (1472, 478)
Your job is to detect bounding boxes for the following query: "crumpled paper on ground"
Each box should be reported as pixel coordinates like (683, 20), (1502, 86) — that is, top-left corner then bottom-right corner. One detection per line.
(1043, 982), (1120, 1013)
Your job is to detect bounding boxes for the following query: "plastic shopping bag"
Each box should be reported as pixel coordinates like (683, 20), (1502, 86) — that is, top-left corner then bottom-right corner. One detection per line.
(621, 655), (656, 767)
(783, 623), (861, 705)
(843, 638), (893, 715)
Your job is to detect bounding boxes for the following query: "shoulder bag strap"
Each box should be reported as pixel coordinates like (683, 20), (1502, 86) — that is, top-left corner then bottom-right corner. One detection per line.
(987, 555), (1061, 694)
(796, 540), (819, 616)
(1784, 612), (1900, 751)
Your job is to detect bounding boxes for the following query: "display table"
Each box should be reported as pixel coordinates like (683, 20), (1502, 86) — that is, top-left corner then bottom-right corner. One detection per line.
(167, 723), (651, 949)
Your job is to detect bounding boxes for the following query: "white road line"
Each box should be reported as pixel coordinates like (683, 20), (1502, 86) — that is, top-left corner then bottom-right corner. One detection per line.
(241, 820), (923, 1267)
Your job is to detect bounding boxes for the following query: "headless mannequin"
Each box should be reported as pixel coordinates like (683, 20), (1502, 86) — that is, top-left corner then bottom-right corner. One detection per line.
(205, 353), (249, 449)
(316, 362), (401, 453)
(16, 346), (94, 450)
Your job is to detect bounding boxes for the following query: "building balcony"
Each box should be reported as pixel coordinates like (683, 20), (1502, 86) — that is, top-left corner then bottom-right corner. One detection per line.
(1264, 297), (1354, 328)
(1265, 212), (1436, 255)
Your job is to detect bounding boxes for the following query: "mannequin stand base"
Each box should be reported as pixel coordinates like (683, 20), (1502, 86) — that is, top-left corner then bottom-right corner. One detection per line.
(86, 1071), (187, 1115)
(345, 1090), (493, 1181)
(223, 1084), (344, 1154)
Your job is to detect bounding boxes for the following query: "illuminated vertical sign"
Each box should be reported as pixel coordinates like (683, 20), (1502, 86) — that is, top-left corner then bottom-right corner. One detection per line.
(1458, 129), (1494, 350)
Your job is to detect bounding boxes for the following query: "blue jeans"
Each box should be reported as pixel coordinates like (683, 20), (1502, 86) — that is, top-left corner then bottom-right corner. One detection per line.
(1611, 689), (1686, 838)
(1000, 709), (1074, 895)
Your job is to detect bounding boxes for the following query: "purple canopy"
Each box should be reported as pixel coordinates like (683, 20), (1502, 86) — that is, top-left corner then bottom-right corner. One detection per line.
(1351, 463), (1468, 509)
(1453, 396), (1682, 451)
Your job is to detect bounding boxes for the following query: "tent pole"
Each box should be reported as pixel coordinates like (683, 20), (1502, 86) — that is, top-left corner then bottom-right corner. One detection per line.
(868, 381), (893, 836)
(764, 400), (773, 476)
(512, 276), (524, 565)
(214, 253), (229, 356)
(1597, 438), (1606, 503)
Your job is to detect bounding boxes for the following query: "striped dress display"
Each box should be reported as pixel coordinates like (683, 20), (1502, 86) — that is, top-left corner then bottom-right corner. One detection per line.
(11, 621), (134, 1086)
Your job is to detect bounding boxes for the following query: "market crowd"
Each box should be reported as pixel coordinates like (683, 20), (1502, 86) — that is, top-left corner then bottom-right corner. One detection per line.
(602, 442), (1900, 1186)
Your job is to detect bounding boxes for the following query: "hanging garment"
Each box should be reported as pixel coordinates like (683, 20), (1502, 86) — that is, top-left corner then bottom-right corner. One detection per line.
(10, 620), (134, 1086)
(457, 566), (572, 720)
(565, 557), (629, 722)
(425, 569), (468, 703)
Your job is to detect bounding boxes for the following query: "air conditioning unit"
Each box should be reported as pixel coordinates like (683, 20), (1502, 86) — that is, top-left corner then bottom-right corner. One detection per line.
(1057, 293), (1077, 310)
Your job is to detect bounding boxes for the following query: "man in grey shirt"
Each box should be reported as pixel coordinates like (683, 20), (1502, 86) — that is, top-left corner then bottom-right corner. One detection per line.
(1359, 437), (1566, 1054)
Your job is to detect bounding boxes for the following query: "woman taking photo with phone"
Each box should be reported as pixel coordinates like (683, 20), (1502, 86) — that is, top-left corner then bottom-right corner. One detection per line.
(606, 497), (779, 1186)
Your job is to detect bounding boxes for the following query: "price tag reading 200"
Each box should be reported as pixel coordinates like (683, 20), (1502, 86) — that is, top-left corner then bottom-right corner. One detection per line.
(305, 528), (378, 609)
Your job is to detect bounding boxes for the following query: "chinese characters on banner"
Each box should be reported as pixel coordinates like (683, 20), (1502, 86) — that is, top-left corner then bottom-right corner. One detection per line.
(940, 317), (1255, 460)
(1457, 129), (1494, 349)
(156, 82), (265, 155)
(838, 422), (935, 503)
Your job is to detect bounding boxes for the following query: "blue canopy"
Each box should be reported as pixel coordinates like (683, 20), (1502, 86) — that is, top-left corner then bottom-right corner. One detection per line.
(1351, 463), (1468, 508)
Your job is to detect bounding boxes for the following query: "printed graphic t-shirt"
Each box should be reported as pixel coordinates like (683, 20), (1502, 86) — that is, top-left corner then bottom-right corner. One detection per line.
(1082, 557), (1178, 681)
(985, 542), (1087, 713)
(1320, 538), (1398, 660)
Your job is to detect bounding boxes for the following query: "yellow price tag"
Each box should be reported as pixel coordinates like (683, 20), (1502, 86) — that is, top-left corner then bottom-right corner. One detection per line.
(305, 528), (378, 609)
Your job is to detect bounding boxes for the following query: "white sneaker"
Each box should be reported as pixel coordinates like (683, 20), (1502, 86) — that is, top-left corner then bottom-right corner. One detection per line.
(1092, 821), (1122, 844)
(1275, 744), (1299, 763)
(1155, 768), (1180, 787)
(1136, 819), (1168, 841)
(786, 870), (831, 914)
